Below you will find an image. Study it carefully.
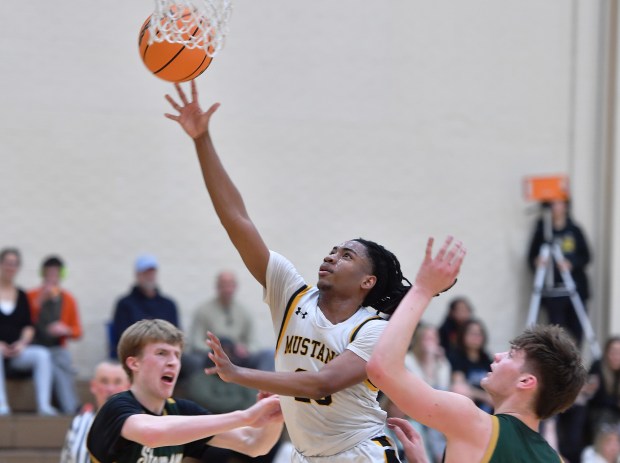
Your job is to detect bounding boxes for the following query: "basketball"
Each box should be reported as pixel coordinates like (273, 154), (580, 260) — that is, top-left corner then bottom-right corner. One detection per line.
(138, 13), (213, 83)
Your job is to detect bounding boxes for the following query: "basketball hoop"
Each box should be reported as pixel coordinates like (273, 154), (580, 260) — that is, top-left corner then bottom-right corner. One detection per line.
(149, 0), (232, 57)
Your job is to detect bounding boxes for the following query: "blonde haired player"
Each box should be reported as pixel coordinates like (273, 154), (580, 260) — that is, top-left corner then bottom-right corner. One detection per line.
(86, 319), (283, 463)
(164, 81), (428, 462)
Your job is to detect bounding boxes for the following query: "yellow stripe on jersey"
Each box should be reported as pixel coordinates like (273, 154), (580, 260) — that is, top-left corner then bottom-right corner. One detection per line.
(364, 379), (379, 392)
(481, 415), (500, 463)
(88, 454), (102, 463)
(349, 316), (385, 391)
(276, 285), (311, 355)
(348, 315), (384, 343)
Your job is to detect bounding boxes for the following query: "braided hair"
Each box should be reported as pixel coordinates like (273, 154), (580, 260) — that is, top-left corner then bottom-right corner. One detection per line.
(353, 238), (411, 316)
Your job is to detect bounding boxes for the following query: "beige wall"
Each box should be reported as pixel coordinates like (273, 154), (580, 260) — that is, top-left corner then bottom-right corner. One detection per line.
(0, 0), (613, 376)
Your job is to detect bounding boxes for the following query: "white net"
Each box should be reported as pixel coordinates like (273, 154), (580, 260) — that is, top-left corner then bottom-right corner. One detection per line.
(149, 0), (232, 56)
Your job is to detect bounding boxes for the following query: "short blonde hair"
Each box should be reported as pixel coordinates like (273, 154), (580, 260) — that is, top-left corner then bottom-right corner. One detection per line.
(118, 319), (184, 380)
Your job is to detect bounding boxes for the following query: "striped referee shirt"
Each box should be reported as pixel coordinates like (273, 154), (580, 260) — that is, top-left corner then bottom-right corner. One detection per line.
(60, 406), (95, 463)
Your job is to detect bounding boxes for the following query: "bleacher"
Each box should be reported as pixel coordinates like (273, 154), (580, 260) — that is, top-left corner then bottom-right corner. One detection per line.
(0, 378), (92, 463)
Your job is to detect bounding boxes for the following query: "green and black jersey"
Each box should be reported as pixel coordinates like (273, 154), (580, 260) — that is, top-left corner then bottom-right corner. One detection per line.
(87, 391), (212, 463)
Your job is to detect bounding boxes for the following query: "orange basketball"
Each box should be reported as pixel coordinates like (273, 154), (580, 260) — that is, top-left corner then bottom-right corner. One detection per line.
(138, 13), (213, 83)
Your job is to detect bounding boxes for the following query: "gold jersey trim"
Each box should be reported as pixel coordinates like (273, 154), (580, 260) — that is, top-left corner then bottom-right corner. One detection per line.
(349, 315), (384, 391)
(481, 415), (500, 463)
(276, 285), (311, 354)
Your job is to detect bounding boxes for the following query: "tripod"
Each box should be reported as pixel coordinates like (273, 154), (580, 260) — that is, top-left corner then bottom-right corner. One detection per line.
(526, 208), (601, 360)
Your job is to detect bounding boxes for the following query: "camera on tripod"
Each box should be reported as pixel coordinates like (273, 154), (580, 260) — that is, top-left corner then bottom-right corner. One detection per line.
(523, 175), (600, 359)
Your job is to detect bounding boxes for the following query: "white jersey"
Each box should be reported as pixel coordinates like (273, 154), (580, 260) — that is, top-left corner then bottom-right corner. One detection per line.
(264, 251), (389, 457)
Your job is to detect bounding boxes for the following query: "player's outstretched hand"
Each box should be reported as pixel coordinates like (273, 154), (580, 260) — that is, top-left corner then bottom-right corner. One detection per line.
(204, 331), (240, 383)
(244, 395), (283, 428)
(164, 80), (219, 140)
(387, 417), (429, 463)
(414, 236), (466, 299)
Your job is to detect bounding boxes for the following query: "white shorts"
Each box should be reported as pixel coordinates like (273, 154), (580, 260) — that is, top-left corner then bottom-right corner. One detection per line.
(290, 435), (400, 463)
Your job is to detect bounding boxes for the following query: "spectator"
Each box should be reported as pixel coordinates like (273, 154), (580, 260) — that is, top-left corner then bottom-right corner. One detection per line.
(581, 423), (620, 463)
(448, 319), (493, 413)
(111, 254), (179, 358)
(188, 271), (274, 373)
(438, 297), (473, 358)
(60, 360), (130, 463)
(588, 337), (620, 436)
(27, 255), (82, 414)
(0, 247), (56, 416)
(527, 199), (592, 345)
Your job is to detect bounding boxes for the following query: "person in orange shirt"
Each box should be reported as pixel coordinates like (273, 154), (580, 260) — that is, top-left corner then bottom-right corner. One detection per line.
(28, 256), (82, 414)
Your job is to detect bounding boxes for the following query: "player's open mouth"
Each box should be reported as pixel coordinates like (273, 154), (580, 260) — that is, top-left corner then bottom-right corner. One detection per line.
(161, 375), (175, 384)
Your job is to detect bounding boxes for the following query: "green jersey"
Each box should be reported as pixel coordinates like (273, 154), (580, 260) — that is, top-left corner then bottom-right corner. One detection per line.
(481, 414), (562, 463)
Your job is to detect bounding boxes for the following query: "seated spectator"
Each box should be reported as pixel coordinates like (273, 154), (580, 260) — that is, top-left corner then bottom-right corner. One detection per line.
(448, 318), (493, 413)
(546, 358), (601, 463)
(110, 254), (179, 358)
(581, 423), (620, 463)
(438, 296), (473, 358)
(187, 271), (274, 374)
(60, 360), (130, 463)
(27, 255), (82, 414)
(588, 337), (620, 437)
(0, 247), (56, 416)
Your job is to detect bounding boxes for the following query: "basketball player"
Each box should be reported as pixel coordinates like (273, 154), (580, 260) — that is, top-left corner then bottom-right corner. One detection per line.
(367, 237), (588, 463)
(86, 319), (283, 463)
(164, 81), (415, 462)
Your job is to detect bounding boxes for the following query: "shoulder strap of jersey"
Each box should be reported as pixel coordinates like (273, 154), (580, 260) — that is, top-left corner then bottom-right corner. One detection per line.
(348, 315), (385, 343)
(275, 284), (311, 352)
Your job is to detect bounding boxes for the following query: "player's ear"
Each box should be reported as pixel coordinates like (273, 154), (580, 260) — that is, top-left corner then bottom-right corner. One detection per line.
(125, 356), (140, 373)
(361, 275), (376, 290)
(518, 373), (537, 391)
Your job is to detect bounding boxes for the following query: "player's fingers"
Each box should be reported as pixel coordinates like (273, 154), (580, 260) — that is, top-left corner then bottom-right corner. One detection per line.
(424, 237), (434, 261)
(164, 113), (179, 121)
(445, 239), (462, 264)
(206, 331), (223, 348)
(175, 83), (189, 105)
(390, 422), (410, 442)
(165, 94), (181, 110)
(436, 236), (454, 261)
(190, 80), (198, 102)
(205, 102), (221, 118)
(454, 245), (467, 269)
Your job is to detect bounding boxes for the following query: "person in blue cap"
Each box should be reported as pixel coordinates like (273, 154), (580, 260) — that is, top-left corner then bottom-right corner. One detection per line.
(110, 254), (179, 358)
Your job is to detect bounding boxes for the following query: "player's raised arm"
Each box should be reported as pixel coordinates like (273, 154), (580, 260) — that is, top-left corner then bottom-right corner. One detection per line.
(165, 81), (270, 286)
(367, 237), (485, 439)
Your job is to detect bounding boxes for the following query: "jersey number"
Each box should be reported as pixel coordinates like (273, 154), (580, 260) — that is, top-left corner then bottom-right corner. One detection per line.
(293, 368), (332, 405)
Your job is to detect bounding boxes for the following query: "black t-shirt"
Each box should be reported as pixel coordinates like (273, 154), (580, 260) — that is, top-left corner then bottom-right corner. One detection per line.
(449, 350), (493, 412)
(87, 390), (213, 463)
(0, 289), (31, 344)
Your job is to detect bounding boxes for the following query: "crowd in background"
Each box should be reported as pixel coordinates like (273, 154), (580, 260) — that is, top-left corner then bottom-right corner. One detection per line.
(1, 199), (619, 463)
